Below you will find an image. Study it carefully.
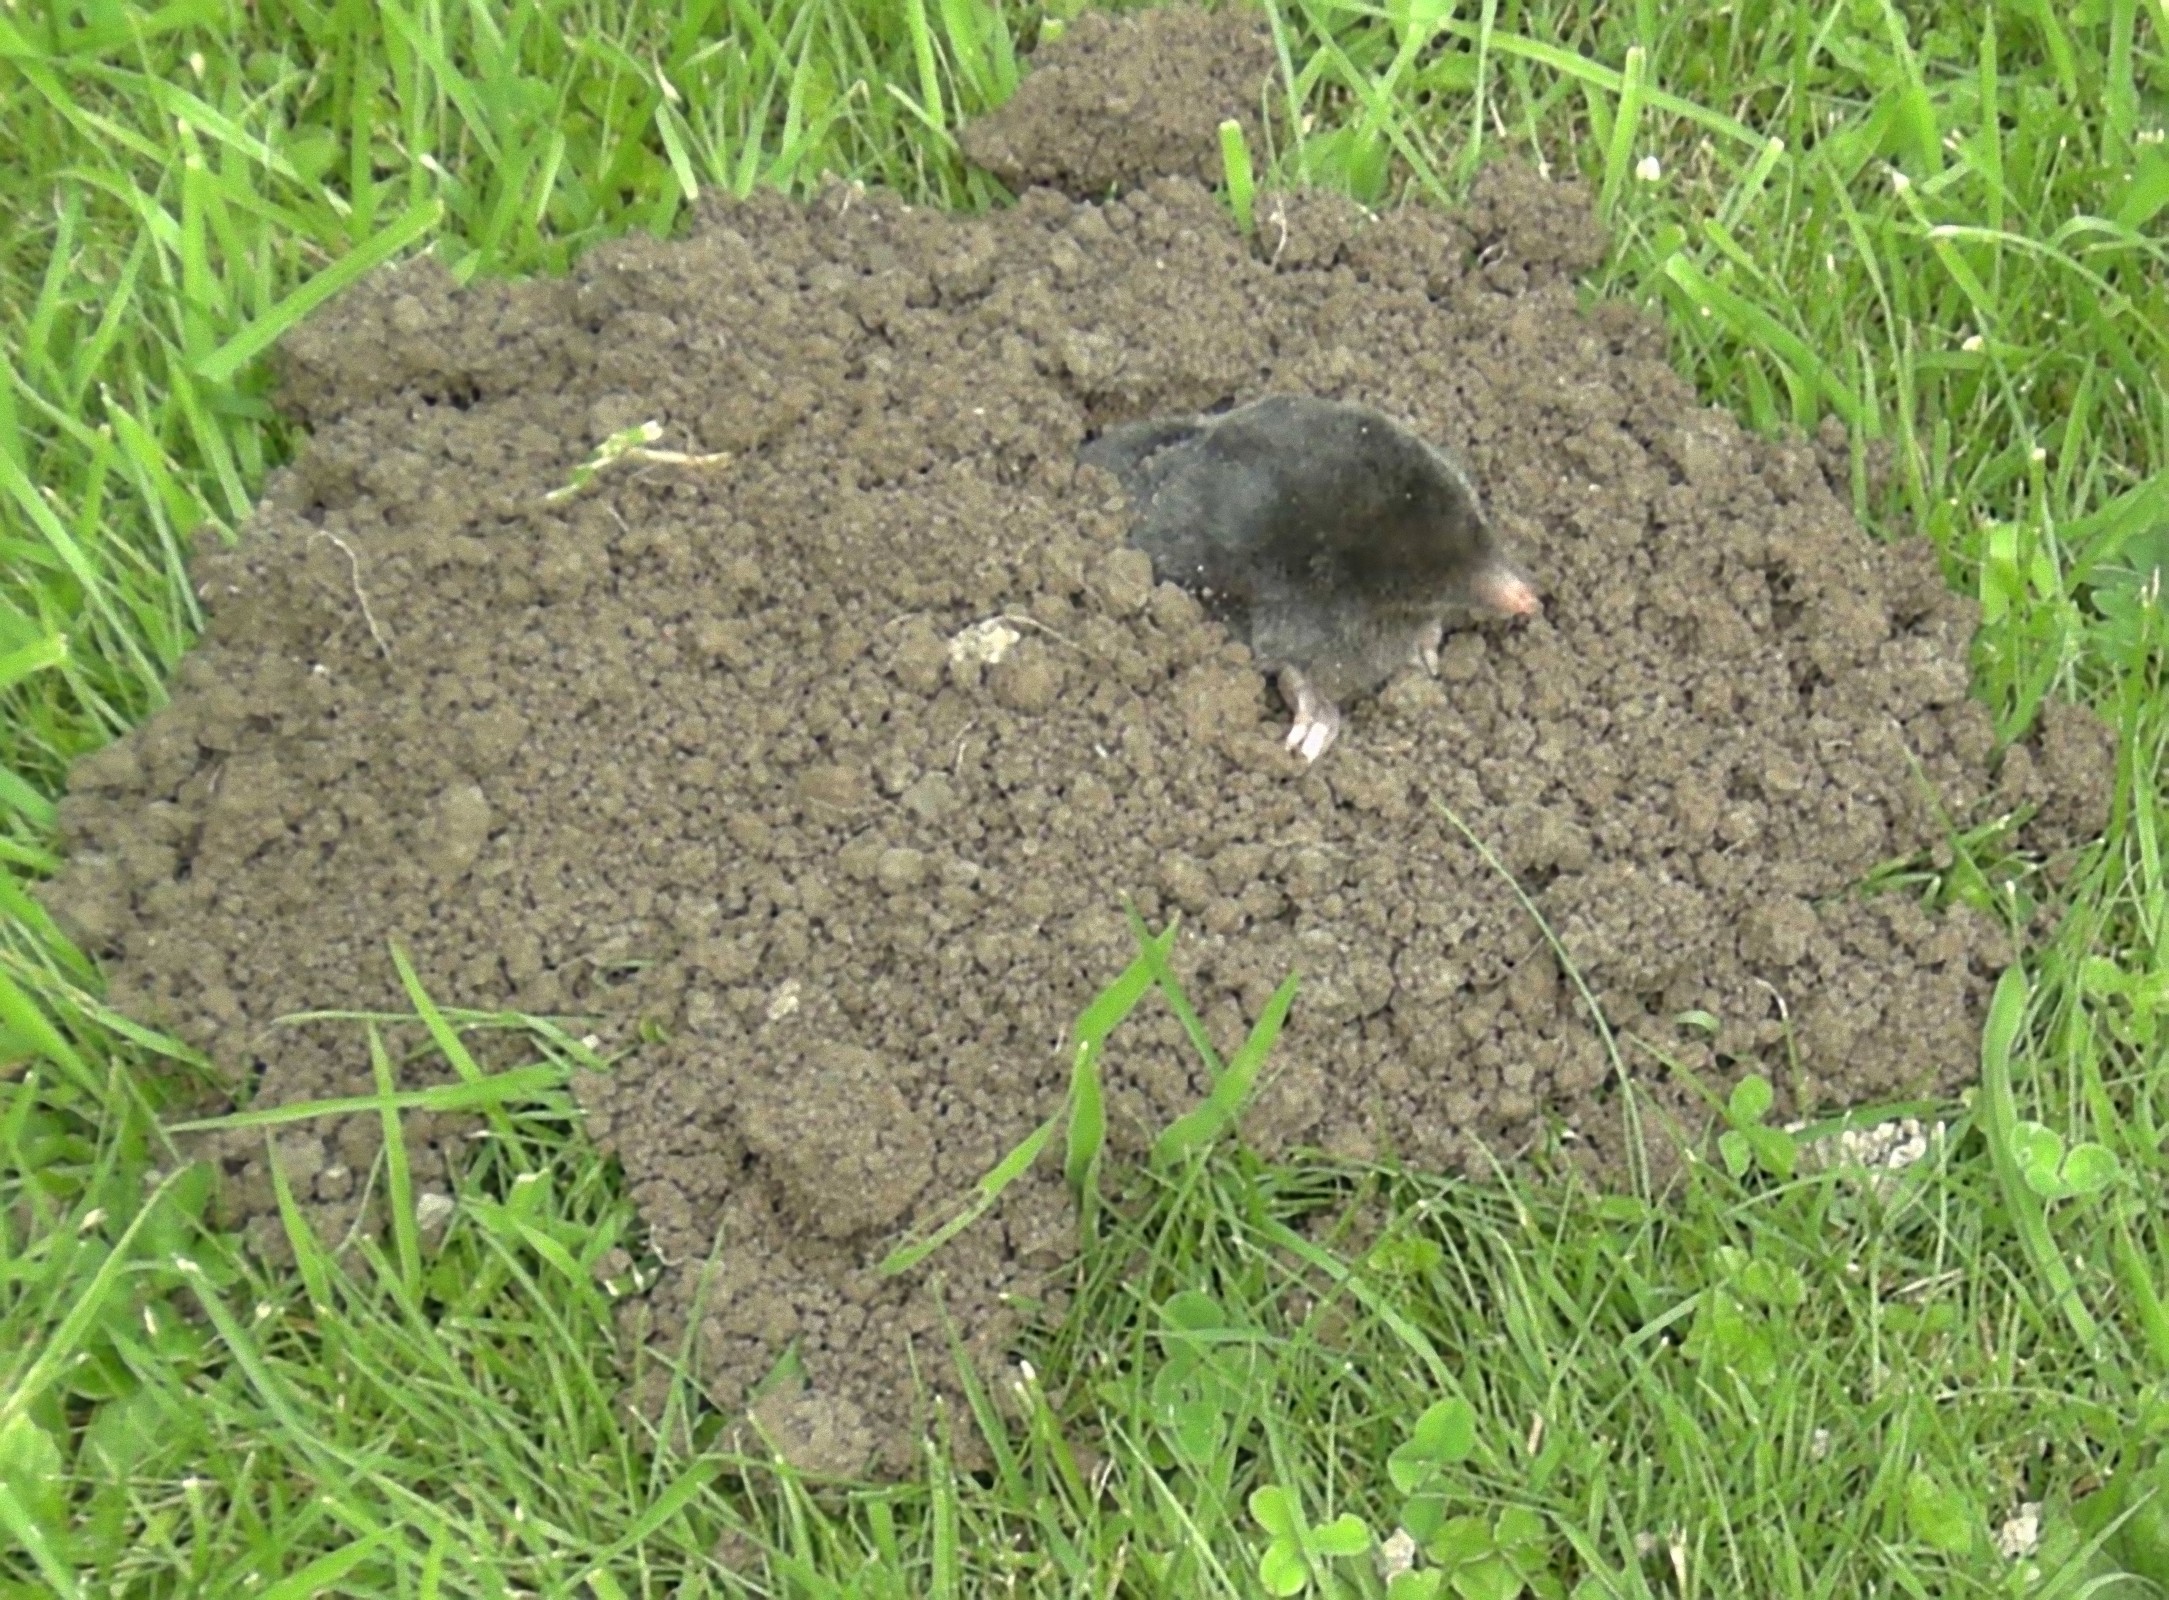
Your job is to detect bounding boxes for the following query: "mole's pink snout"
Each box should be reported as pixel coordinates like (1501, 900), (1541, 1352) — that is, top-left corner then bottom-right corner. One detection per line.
(1477, 566), (1543, 619)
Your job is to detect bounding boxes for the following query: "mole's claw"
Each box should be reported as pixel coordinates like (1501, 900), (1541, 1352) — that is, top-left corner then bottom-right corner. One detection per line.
(1283, 714), (1336, 761)
(1276, 669), (1343, 762)
(1283, 713), (1337, 762)
(1414, 619), (1444, 677)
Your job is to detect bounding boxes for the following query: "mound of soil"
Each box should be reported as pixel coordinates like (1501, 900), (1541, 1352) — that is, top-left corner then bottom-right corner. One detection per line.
(959, 2), (1278, 199)
(39, 7), (2113, 1477)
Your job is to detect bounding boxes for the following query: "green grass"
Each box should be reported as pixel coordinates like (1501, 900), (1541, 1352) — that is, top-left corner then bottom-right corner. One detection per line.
(4, 0), (2169, 1593)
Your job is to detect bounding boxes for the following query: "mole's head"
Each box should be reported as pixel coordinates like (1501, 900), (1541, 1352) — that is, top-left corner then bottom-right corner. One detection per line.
(1427, 500), (1541, 622)
(1407, 434), (1542, 621)
(1460, 552), (1543, 620)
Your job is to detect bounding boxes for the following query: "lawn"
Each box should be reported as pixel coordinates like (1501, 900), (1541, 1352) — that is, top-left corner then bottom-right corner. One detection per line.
(3, 0), (2168, 1594)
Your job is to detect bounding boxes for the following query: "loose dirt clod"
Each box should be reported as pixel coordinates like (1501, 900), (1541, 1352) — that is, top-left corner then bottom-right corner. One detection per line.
(39, 7), (2112, 1479)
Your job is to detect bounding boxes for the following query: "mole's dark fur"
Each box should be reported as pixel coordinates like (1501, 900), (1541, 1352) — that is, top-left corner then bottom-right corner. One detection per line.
(1079, 394), (1540, 760)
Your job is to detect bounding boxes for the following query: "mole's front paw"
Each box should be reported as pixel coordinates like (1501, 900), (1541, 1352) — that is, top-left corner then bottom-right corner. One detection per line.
(1413, 619), (1444, 677)
(1278, 669), (1344, 763)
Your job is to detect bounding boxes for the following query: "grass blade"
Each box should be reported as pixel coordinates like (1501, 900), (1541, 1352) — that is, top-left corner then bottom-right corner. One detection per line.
(1662, 250), (1864, 429)
(370, 1021), (424, 1304)
(265, 1130), (338, 1315)
(878, 1114), (1059, 1276)
(1220, 119), (1256, 235)
(164, 1062), (563, 1132)
(1151, 972), (1298, 1168)
(194, 197), (442, 385)
(583, 1461), (722, 1574)
(1063, 918), (1180, 1198)
(257, 1532), (393, 1600)
(1977, 968), (2104, 1358)
(1598, 44), (1646, 218)
(0, 631), (67, 695)
(0, 967), (98, 1097)
(1064, 1036), (1105, 1202)
(900, 0), (949, 135)
(0, 1474), (81, 1600)
(0, 1171), (185, 1437)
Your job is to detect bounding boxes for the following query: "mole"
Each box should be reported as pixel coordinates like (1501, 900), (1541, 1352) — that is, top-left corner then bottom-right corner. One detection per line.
(1079, 395), (1541, 761)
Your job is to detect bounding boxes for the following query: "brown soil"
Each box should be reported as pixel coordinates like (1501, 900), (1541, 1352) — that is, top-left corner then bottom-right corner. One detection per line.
(40, 5), (2113, 1478)
(959, 3), (1278, 200)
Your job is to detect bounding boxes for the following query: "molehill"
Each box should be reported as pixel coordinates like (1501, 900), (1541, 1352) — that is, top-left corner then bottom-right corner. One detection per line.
(39, 3), (2113, 1477)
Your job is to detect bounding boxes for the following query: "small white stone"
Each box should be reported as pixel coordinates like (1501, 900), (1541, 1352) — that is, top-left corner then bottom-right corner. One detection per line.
(766, 979), (802, 1022)
(415, 1192), (455, 1230)
(1378, 1529), (1418, 1579)
(947, 617), (1021, 667)
(1996, 1501), (2042, 1560)
(1884, 1126), (1931, 1171)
